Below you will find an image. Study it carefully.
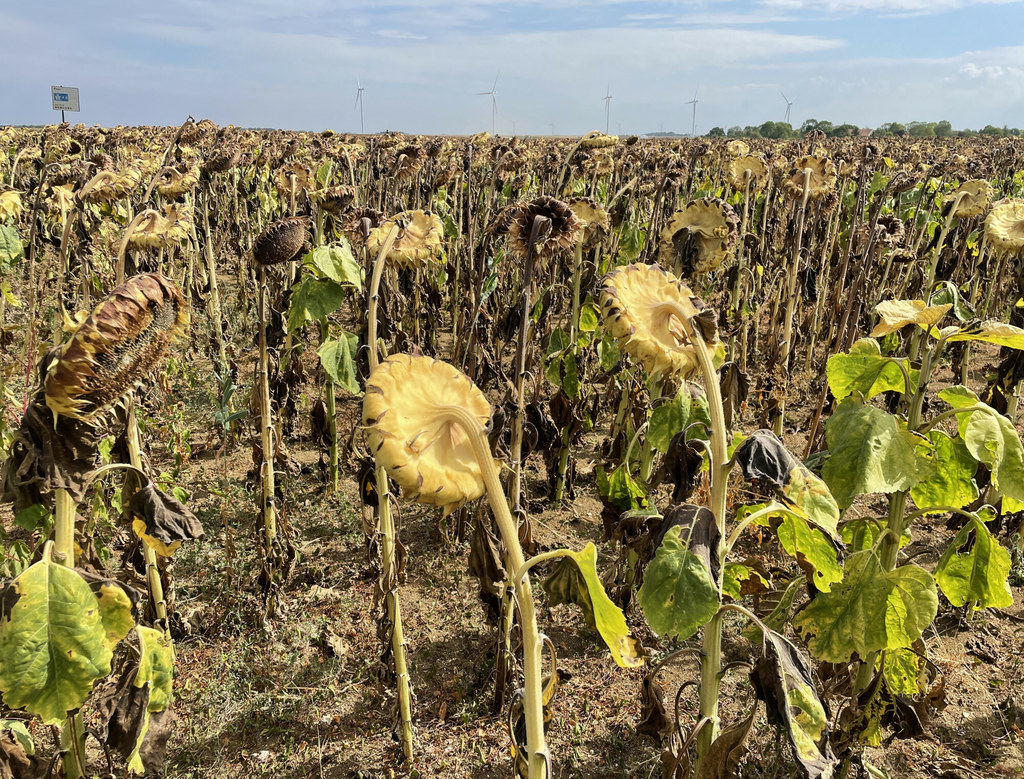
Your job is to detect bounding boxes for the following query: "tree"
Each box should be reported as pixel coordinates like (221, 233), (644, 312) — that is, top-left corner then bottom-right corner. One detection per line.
(707, 126), (726, 138)
(935, 120), (953, 138)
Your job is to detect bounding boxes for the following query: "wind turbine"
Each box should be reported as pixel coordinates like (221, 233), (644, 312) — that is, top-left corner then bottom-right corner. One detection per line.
(477, 73), (499, 135)
(603, 84), (613, 135)
(686, 88), (699, 137)
(354, 77), (365, 134)
(781, 91), (793, 125)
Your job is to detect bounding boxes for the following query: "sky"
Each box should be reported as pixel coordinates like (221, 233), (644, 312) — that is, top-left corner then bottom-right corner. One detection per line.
(3, 0), (1023, 136)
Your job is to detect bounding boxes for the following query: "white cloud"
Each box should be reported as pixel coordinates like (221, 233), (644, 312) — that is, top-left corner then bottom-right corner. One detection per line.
(758, 0), (1022, 14)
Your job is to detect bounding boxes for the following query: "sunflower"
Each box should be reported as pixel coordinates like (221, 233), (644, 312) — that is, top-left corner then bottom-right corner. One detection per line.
(725, 140), (749, 158)
(365, 210), (444, 269)
(947, 179), (992, 219)
(567, 197), (611, 249)
(44, 274), (190, 422)
(363, 354), (493, 510)
(0, 187), (23, 222)
(128, 204), (194, 251)
(782, 156), (836, 201)
(658, 198), (739, 276)
(600, 263), (719, 380)
(985, 199), (1024, 257)
(46, 184), (76, 215)
(252, 217), (310, 266)
(507, 195), (583, 266)
(274, 162), (312, 201)
(203, 146), (242, 175)
(83, 168), (141, 203)
(155, 164), (199, 199)
(728, 155), (768, 192)
(339, 207), (385, 250)
(313, 184), (357, 218)
(580, 131), (618, 149)
(392, 144), (427, 181)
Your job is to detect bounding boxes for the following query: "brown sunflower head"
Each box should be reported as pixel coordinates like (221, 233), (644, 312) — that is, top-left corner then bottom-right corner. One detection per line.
(339, 207), (385, 250)
(365, 210), (445, 269)
(363, 354), (493, 512)
(203, 145), (242, 175)
(658, 198), (740, 276)
(314, 184), (357, 217)
(782, 156), (837, 201)
(252, 216), (310, 266)
(44, 273), (190, 421)
(985, 198), (1024, 257)
(274, 162), (312, 201)
(600, 263), (719, 380)
(580, 131), (618, 149)
(507, 195), (583, 265)
(392, 144), (427, 180)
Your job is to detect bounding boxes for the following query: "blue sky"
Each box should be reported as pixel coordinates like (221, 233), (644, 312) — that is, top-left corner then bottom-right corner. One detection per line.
(3, 0), (1023, 134)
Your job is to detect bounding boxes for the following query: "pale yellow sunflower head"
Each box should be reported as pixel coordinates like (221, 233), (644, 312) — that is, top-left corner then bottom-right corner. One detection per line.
(782, 156), (837, 201)
(363, 354), (493, 511)
(985, 198), (1024, 257)
(365, 210), (445, 270)
(948, 179), (992, 219)
(658, 198), (739, 276)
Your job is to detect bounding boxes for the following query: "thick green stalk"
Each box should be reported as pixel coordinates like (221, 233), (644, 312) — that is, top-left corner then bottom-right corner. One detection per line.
(437, 406), (550, 778)
(638, 378), (664, 484)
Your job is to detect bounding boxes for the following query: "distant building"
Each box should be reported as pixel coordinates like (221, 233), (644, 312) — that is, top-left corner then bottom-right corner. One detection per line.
(858, 128), (873, 138)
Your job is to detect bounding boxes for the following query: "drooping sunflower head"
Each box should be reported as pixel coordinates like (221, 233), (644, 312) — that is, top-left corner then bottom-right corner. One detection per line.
(203, 145), (242, 176)
(580, 131), (618, 149)
(600, 263), (719, 380)
(155, 163), (200, 199)
(658, 198), (739, 276)
(83, 168), (141, 204)
(44, 273), (190, 421)
(392, 144), (427, 180)
(985, 198), (1024, 257)
(507, 195), (583, 266)
(363, 354), (493, 511)
(129, 205), (194, 251)
(365, 210), (445, 270)
(252, 216), (310, 266)
(0, 186), (23, 222)
(725, 140), (749, 158)
(948, 179), (992, 219)
(274, 162), (312, 200)
(728, 154), (768, 192)
(313, 184), (357, 218)
(782, 156), (837, 201)
(339, 207), (385, 250)
(567, 197), (611, 249)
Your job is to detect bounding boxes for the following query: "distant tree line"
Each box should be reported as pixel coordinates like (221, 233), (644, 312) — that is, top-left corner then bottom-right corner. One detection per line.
(703, 120), (1022, 139)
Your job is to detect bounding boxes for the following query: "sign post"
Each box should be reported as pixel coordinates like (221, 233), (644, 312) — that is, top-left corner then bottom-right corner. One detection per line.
(51, 86), (80, 122)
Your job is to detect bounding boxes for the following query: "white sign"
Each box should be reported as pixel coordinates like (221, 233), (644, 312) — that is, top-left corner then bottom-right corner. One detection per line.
(51, 86), (80, 112)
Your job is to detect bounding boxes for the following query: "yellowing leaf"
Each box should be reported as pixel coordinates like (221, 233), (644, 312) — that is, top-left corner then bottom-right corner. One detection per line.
(870, 300), (952, 338)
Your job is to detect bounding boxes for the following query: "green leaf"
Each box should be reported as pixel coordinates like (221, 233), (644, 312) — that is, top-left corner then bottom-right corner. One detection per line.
(648, 388), (709, 455)
(0, 224), (23, 266)
(938, 386), (1024, 502)
(541, 543), (644, 668)
(0, 558), (117, 724)
(637, 524), (720, 641)
(304, 243), (362, 287)
(826, 339), (914, 400)
(317, 331), (361, 395)
(772, 512), (844, 593)
(945, 320), (1024, 350)
(910, 431), (979, 512)
(930, 281), (974, 322)
(597, 333), (620, 372)
(127, 626), (175, 773)
(722, 562), (769, 600)
(751, 630), (838, 779)
(546, 327), (570, 356)
(596, 464), (647, 511)
(794, 552), (938, 663)
(883, 647), (926, 697)
(0, 718), (34, 755)
(287, 277), (347, 332)
(578, 301), (599, 332)
(822, 396), (933, 509)
(934, 514), (1014, 609)
(13, 504), (50, 533)
(742, 576), (803, 645)
(563, 350), (580, 400)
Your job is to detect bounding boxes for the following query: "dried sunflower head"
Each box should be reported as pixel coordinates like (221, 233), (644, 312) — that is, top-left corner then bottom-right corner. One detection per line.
(366, 210), (444, 269)
(985, 198), (1024, 257)
(580, 131), (618, 149)
(728, 154), (768, 192)
(600, 263), (719, 380)
(782, 156), (836, 201)
(658, 198), (739, 276)
(155, 164), (199, 199)
(0, 187), (23, 222)
(568, 197), (611, 249)
(392, 144), (427, 180)
(44, 273), (190, 421)
(274, 162), (312, 200)
(725, 140), (749, 158)
(947, 179), (992, 219)
(313, 184), (357, 218)
(83, 168), (141, 203)
(339, 207), (385, 250)
(252, 216), (310, 266)
(129, 204), (194, 251)
(507, 195), (583, 266)
(47, 184), (76, 214)
(203, 145), (241, 175)
(363, 354), (493, 511)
